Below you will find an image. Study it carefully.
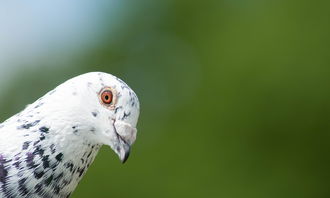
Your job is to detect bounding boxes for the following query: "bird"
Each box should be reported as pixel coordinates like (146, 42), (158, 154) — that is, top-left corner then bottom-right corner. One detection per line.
(0, 72), (140, 198)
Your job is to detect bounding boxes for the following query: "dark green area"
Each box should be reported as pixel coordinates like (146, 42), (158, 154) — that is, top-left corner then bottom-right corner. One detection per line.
(1, 1), (330, 197)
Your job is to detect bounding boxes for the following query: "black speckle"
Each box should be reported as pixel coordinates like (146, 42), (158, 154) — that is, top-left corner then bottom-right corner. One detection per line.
(18, 177), (28, 196)
(39, 126), (49, 133)
(78, 167), (85, 177)
(115, 106), (123, 113)
(90, 127), (96, 134)
(33, 140), (40, 146)
(34, 167), (44, 179)
(26, 152), (37, 169)
(49, 89), (56, 95)
(18, 120), (40, 130)
(44, 174), (53, 186)
(34, 102), (44, 109)
(54, 186), (61, 194)
(72, 126), (79, 134)
(122, 111), (131, 120)
(0, 155), (9, 185)
(116, 76), (129, 88)
(34, 183), (43, 193)
(40, 134), (46, 141)
(42, 155), (50, 169)
(55, 153), (63, 162)
(33, 145), (45, 156)
(121, 84), (129, 90)
(87, 150), (93, 158)
(50, 144), (56, 154)
(65, 162), (74, 172)
(92, 111), (98, 117)
(72, 92), (77, 96)
(22, 141), (31, 150)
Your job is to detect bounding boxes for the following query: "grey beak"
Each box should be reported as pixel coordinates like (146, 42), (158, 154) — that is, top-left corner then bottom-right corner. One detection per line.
(118, 143), (130, 163)
(112, 119), (136, 163)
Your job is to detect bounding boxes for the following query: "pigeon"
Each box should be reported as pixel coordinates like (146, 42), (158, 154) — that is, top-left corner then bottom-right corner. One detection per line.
(0, 72), (140, 198)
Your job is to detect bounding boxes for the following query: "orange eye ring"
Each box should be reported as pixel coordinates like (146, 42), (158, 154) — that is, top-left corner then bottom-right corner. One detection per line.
(101, 90), (113, 104)
(99, 87), (117, 109)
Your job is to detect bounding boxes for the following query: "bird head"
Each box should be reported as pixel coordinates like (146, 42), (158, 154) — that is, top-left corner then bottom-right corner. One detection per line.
(40, 72), (140, 163)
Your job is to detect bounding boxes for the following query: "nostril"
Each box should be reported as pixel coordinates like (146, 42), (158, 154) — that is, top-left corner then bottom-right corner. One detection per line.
(114, 121), (137, 145)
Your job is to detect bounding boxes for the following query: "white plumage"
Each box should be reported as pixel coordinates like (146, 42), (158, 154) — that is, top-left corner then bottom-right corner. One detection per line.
(0, 72), (140, 197)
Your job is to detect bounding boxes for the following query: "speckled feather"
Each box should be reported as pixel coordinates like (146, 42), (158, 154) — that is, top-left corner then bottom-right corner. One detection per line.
(0, 72), (140, 198)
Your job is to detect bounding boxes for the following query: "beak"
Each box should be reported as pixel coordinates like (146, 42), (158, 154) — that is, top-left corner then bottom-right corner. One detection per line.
(112, 120), (137, 163)
(117, 138), (131, 163)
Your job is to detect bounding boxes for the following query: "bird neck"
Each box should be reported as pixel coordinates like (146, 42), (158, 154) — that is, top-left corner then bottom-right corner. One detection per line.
(30, 129), (102, 197)
(3, 113), (102, 197)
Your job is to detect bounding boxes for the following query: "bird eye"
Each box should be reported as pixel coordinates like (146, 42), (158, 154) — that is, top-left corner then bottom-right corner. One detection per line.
(101, 90), (113, 104)
(99, 87), (117, 109)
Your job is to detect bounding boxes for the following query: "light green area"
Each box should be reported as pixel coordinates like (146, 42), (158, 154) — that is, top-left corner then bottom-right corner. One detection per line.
(1, 1), (330, 197)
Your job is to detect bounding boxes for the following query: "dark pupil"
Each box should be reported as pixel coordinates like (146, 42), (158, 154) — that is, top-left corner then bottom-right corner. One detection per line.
(105, 95), (109, 100)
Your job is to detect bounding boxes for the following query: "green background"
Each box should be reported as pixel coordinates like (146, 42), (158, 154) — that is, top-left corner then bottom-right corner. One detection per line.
(1, 1), (330, 197)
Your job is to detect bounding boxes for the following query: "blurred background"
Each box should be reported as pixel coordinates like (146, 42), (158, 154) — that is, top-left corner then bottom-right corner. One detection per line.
(1, 0), (330, 197)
